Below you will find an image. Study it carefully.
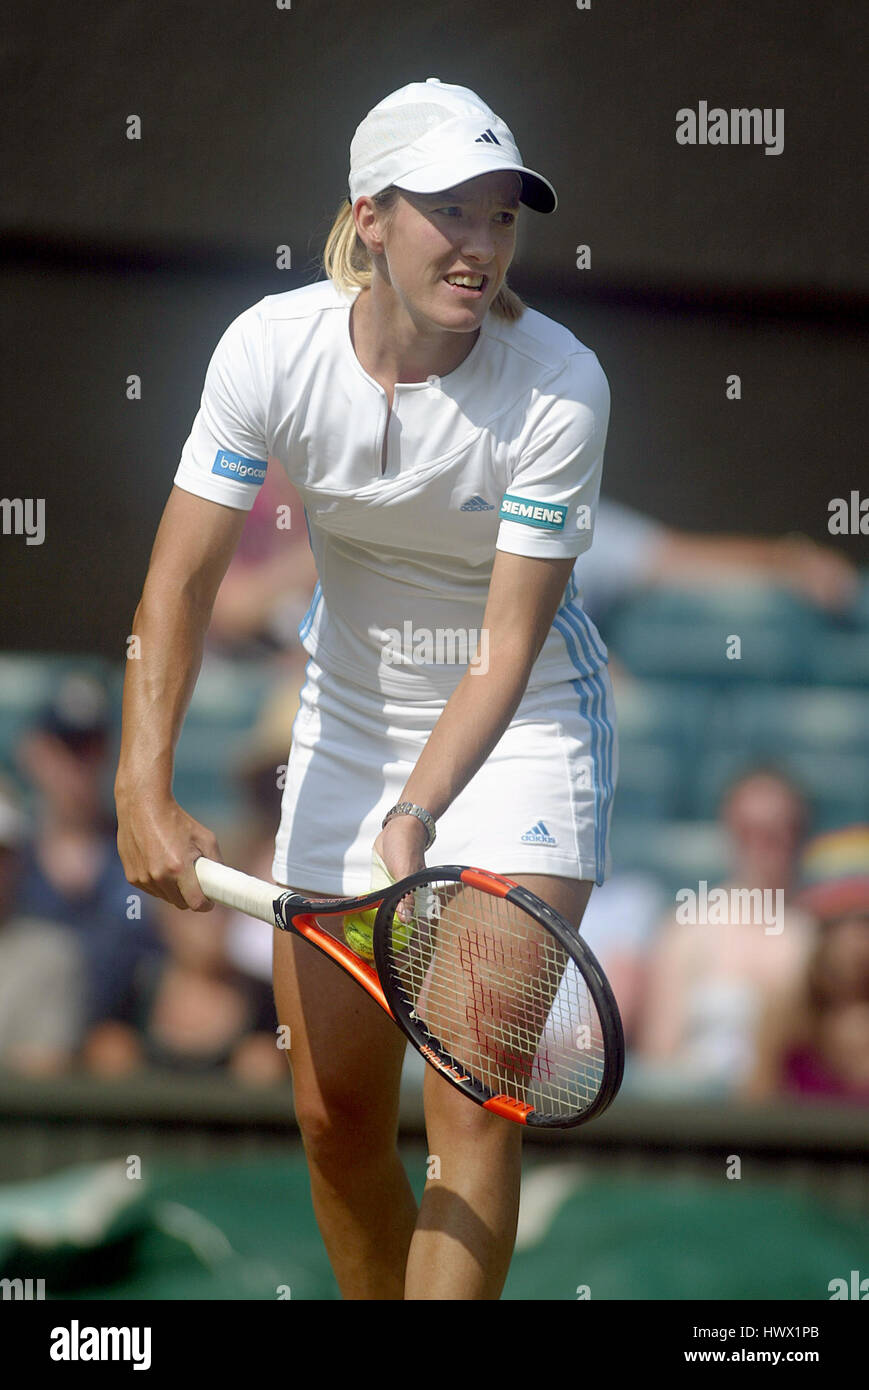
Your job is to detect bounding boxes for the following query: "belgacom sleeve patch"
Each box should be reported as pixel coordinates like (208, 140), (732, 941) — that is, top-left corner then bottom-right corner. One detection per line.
(211, 449), (268, 485)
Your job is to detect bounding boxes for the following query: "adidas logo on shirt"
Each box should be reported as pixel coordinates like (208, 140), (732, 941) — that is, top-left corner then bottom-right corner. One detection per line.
(474, 129), (501, 145)
(520, 820), (558, 846)
(459, 494), (495, 511)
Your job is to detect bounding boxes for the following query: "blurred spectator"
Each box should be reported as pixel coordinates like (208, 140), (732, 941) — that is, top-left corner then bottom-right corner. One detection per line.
(14, 671), (164, 1032)
(85, 669), (306, 1085)
(83, 896), (287, 1085)
(207, 469), (318, 657)
(221, 671), (307, 987)
(630, 768), (816, 1096)
(574, 497), (859, 630)
(573, 872), (670, 1046)
(747, 825), (869, 1104)
(0, 777), (86, 1075)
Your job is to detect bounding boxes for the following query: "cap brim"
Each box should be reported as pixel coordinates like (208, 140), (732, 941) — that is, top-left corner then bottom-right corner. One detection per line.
(394, 155), (557, 214)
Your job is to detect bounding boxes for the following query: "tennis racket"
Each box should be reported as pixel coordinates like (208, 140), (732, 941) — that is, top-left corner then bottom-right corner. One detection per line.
(194, 857), (624, 1128)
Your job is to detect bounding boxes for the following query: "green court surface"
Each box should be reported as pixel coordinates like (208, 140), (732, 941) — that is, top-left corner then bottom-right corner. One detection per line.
(1, 1148), (866, 1301)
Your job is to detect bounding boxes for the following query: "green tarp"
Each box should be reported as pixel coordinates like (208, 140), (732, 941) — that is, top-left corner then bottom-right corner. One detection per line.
(1, 1152), (866, 1301)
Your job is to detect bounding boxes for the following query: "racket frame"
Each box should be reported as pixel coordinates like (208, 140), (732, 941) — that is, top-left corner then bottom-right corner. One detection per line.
(193, 857), (624, 1129)
(372, 865), (625, 1129)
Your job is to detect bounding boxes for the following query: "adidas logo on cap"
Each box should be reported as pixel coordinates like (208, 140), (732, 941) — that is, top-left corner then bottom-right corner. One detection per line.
(474, 128), (501, 145)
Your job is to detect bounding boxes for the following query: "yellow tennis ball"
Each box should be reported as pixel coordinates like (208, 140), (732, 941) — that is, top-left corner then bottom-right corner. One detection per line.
(342, 906), (413, 961)
(342, 908), (377, 962)
(391, 910), (414, 954)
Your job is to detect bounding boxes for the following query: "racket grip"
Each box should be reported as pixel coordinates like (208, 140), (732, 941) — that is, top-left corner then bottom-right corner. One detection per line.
(194, 857), (280, 925)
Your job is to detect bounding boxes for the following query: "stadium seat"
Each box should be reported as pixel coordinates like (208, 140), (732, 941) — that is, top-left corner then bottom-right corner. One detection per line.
(612, 679), (716, 819)
(172, 654), (278, 824)
(0, 654), (117, 775)
(605, 586), (825, 683)
(692, 746), (869, 828)
(610, 749), (684, 821)
(814, 631), (869, 686)
(707, 685), (869, 755)
(612, 678), (710, 747)
(610, 818), (728, 891)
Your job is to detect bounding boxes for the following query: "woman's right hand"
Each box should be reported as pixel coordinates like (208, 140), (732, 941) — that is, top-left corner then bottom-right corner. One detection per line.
(116, 788), (222, 912)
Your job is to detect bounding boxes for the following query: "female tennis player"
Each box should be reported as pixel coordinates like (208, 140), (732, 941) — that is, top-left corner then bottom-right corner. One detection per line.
(115, 77), (617, 1300)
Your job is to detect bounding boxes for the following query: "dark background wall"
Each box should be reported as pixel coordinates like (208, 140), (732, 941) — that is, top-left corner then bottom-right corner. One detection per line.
(2, 0), (866, 653)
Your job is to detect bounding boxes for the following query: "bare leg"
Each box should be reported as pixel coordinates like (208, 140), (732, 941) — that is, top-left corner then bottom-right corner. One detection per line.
(405, 1068), (522, 1299)
(404, 876), (594, 1299)
(273, 894), (417, 1299)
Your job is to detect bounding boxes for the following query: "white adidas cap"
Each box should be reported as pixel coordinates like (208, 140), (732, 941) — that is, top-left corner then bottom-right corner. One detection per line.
(349, 78), (557, 214)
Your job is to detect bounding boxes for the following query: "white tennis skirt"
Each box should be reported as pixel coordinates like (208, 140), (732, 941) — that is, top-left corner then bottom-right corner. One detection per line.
(272, 657), (618, 895)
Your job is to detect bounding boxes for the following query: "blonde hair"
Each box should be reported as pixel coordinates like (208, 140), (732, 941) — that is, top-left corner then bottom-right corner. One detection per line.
(321, 188), (526, 322)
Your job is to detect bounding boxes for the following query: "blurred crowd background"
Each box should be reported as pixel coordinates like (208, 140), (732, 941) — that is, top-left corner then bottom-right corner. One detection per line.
(1, 0), (867, 1299)
(1, 478), (867, 1107)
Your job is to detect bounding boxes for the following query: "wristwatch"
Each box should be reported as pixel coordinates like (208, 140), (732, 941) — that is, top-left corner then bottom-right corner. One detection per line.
(381, 802), (437, 851)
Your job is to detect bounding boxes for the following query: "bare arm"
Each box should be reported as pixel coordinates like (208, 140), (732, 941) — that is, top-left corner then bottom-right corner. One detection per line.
(114, 486), (248, 910)
(374, 550), (577, 878)
(633, 916), (692, 1063)
(646, 531), (858, 612)
(742, 982), (808, 1102)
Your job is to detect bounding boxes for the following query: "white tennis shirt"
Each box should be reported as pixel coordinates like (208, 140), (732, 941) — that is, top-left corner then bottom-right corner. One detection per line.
(174, 280), (610, 698)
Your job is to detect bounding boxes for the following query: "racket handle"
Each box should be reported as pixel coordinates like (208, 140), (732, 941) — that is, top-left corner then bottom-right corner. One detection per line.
(194, 856), (280, 925)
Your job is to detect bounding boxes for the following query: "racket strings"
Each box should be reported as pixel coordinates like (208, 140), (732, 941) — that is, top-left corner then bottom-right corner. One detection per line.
(382, 881), (607, 1120)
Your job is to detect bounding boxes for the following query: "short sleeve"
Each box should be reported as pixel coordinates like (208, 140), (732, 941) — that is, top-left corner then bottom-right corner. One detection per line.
(173, 302), (270, 511)
(496, 350), (610, 560)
